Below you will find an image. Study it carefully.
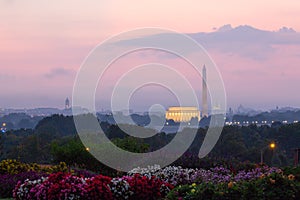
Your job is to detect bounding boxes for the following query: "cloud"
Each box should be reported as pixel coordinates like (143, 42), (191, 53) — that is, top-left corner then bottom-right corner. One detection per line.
(44, 67), (75, 79)
(217, 24), (233, 32)
(111, 25), (300, 61)
(190, 25), (300, 60)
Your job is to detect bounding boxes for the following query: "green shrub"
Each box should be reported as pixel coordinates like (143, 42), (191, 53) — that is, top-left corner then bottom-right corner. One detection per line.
(254, 173), (299, 200)
(167, 173), (300, 200)
(0, 159), (32, 175)
(283, 166), (300, 181)
(0, 159), (68, 175)
(40, 162), (69, 174)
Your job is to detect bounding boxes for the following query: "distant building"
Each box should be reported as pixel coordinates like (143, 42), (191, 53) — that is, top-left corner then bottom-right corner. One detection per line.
(165, 65), (208, 122)
(226, 107), (234, 122)
(165, 107), (200, 122)
(65, 98), (70, 109)
(202, 65), (208, 117)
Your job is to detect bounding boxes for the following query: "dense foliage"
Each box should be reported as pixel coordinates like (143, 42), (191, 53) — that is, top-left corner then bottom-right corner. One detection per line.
(1, 114), (300, 168)
(167, 173), (300, 200)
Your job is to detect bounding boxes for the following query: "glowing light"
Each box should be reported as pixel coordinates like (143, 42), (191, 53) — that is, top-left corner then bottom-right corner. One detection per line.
(269, 143), (276, 149)
(86, 147), (90, 151)
(165, 107), (200, 122)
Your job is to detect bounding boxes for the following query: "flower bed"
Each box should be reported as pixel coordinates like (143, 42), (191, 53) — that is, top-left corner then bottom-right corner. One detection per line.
(0, 159), (68, 175)
(127, 165), (283, 185)
(13, 172), (173, 200)
(0, 171), (46, 198)
(0, 159), (70, 198)
(167, 173), (300, 200)
(2, 160), (300, 199)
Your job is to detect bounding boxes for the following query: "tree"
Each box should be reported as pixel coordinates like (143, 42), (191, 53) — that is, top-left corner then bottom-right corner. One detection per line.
(112, 136), (149, 153)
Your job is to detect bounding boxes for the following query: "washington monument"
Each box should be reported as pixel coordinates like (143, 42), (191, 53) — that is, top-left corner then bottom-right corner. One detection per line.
(202, 65), (208, 117)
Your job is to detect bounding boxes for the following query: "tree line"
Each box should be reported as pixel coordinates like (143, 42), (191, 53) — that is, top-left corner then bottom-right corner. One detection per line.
(1, 114), (300, 172)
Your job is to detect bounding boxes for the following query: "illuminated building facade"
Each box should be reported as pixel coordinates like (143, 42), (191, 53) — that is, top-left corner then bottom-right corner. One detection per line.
(165, 107), (200, 122)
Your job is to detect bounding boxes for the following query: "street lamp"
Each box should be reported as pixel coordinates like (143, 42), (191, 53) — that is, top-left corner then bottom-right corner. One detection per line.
(261, 142), (276, 165)
(1, 122), (7, 133)
(269, 142), (276, 149)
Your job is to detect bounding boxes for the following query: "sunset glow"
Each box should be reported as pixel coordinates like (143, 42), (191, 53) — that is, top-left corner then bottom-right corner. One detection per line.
(1, 0), (300, 110)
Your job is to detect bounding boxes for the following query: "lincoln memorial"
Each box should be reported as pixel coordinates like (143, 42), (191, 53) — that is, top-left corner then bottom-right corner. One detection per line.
(165, 106), (200, 122)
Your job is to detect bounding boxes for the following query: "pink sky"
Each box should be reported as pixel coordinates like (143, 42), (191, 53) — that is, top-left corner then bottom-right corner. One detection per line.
(0, 1), (300, 110)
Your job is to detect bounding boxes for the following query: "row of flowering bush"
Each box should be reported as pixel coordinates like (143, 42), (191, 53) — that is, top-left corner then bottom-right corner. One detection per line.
(0, 171), (47, 198)
(0, 159), (96, 198)
(0, 159), (68, 175)
(166, 173), (300, 200)
(13, 172), (173, 200)
(7, 163), (300, 199)
(0, 169), (98, 198)
(127, 164), (284, 185)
